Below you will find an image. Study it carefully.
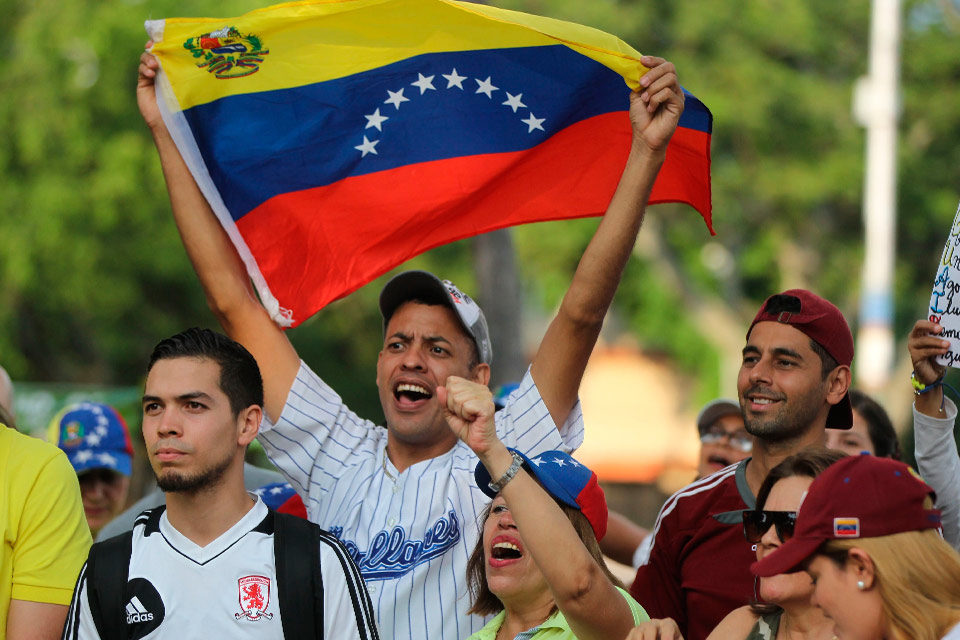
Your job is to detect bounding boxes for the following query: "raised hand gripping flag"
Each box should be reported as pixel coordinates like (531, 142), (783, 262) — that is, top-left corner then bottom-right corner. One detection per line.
(147, 0), (713, 326)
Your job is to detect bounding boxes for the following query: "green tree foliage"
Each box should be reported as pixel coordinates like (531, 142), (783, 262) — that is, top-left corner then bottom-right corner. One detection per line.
(1, 0), (958, 419)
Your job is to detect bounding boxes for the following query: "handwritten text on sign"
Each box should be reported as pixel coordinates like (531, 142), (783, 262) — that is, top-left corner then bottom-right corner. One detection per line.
(929, 200), (960, 368)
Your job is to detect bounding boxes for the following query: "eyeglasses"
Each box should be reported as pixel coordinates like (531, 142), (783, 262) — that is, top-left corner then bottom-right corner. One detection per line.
(742, 509), (797, 543)
(700, 430), (753, 453)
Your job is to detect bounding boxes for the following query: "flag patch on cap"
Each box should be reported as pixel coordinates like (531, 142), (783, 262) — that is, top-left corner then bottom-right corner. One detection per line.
(833, 517), (860, 537)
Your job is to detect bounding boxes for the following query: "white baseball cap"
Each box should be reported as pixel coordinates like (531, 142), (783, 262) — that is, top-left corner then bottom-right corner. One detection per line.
(379, 270), (493, 364)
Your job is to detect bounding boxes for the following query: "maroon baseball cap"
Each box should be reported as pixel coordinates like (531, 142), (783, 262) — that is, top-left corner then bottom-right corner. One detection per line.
(753, 455), (941, 577)
(747, 289), (854, 429)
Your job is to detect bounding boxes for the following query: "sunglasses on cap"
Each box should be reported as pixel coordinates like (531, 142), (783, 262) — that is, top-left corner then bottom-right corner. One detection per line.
(742, 509), (797, 543)
(700, 429), (753, 453)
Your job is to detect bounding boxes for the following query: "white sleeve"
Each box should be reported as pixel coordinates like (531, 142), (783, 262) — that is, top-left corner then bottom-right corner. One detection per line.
(318, 531), (381, 640)
(61, 563), (101, 640)
(257, 360), (380, 507)
(914, 397), (960, 550)
(495, 366), (585, 457)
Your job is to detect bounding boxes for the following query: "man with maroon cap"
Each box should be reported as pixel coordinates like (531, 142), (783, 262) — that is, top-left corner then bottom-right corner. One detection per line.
(630, 289), (853, 640)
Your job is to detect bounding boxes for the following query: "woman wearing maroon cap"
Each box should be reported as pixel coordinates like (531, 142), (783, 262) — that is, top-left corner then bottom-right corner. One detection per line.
(752, 455), (960, 640)
(438, 376), (648, 640)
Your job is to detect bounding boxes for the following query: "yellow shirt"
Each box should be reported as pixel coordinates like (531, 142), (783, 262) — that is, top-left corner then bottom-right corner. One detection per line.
(1, 426), (91, 638)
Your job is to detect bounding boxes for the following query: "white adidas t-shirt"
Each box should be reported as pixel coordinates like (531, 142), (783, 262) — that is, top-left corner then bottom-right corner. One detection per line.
(63, 497), (378, 639)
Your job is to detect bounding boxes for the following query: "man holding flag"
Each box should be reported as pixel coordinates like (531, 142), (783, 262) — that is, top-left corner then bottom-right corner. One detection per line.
(138, 37), (684, 640)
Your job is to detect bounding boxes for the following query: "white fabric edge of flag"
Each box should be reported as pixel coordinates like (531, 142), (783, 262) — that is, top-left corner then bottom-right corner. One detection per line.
(145, 21), (295, 328)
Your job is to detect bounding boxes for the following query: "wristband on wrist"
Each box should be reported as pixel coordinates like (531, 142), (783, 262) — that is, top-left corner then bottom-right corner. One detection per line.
(911, 371), (944, 396)
(487, 451), (524, 494)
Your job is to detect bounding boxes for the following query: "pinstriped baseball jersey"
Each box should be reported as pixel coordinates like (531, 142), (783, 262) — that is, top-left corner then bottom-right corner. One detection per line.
(258, 361), (584, 640)
(62, 498), (380, 639)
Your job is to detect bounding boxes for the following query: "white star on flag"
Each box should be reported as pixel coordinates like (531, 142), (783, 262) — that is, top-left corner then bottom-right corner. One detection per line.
(253, 488), (264, 496)
(85, 433), (102, 446)
(74, 450), (93, 463)
(98, 453), (117, 466)
(531, 458), (545, 467)
(384, 88), (410, 110)
(522, 113), (546, 133)
(569, 459), (581, 468)
(502, 92), (526, 112)
(95, 425), (108, 436)
(552, 457), (566, 467)
(364, 108), (389, 131)
(474, 77), (498, 98)
(411, 73), (436, 94)
(270, 486), (284, 494)
(442, 68), (466, 89)
(355, 136), (379, 157)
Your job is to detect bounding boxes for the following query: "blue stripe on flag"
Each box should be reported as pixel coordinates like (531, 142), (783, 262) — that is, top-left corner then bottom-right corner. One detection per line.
(181, 44), (706, 220)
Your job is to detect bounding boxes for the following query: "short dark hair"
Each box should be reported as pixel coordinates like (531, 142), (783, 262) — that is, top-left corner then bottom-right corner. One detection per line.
(849, 389), (901, 460)
(808, 338), (839, 380)
(147, 328), (263, 416)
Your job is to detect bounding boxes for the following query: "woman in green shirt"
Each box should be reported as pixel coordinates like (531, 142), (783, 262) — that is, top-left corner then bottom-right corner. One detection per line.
(440, 377), (647, 640)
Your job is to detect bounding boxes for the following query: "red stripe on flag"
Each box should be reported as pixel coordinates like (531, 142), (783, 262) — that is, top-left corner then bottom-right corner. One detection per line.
(237, 112), (711, 325)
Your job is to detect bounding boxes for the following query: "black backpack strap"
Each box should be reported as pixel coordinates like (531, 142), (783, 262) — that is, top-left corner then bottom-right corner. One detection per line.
(274, 510), (324, 638)
(85, 530), (132, 640)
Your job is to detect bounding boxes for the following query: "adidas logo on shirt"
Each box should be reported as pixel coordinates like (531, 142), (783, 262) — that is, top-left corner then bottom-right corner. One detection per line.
(126, 596), (155, 624)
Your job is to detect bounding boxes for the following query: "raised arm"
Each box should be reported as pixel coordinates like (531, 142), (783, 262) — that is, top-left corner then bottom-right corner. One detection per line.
(137, 47), (298, 421)
(908, 319), (960, 549)
(530, 56), (684, 428)
(440, 377), (637, 640)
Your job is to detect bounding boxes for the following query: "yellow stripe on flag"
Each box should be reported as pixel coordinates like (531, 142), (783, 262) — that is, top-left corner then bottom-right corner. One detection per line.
(148, 0), (646, 111)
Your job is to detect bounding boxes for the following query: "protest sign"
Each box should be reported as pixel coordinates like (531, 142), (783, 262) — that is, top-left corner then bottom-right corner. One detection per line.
(928, 200), (960, 367)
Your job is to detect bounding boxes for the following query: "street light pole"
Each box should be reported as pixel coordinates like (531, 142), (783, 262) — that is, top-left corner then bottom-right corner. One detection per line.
(854, 0), (902, 391)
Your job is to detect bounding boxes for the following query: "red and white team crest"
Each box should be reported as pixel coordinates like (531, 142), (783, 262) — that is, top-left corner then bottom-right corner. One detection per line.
(234, 575), (273, 621)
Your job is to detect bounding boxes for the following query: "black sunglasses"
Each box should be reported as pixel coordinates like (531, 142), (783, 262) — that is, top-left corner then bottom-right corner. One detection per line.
(742, 509), (797, 543)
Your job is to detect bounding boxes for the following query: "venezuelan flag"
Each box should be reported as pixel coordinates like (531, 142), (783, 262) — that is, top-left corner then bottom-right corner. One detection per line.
(147, 0), (713, 326)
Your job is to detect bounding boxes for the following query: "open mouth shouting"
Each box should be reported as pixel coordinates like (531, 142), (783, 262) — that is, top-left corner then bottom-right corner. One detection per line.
(393, 381), (433, 409)
(489, 535), (524, 568)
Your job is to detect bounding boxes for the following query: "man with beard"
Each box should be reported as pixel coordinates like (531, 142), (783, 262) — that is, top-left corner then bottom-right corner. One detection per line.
(629, 290), (853, 640)
(62, 329), (378, 639)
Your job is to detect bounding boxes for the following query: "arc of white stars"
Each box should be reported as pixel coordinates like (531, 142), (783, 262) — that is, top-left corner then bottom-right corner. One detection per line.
(474, 76), (498, 98)
(522, 112), (546, 133)
(365, 108), (388, 131)
(502, 92), (526, 113)
(443, 68), (466, 89)
(384, 88), (409, 110)
(85, 433), (102, 446)
(355, 136), (379, 157)
(411, 73), (436, 94)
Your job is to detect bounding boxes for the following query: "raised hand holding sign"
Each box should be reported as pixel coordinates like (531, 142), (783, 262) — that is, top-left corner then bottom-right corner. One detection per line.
(928, 201), (960, 368)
